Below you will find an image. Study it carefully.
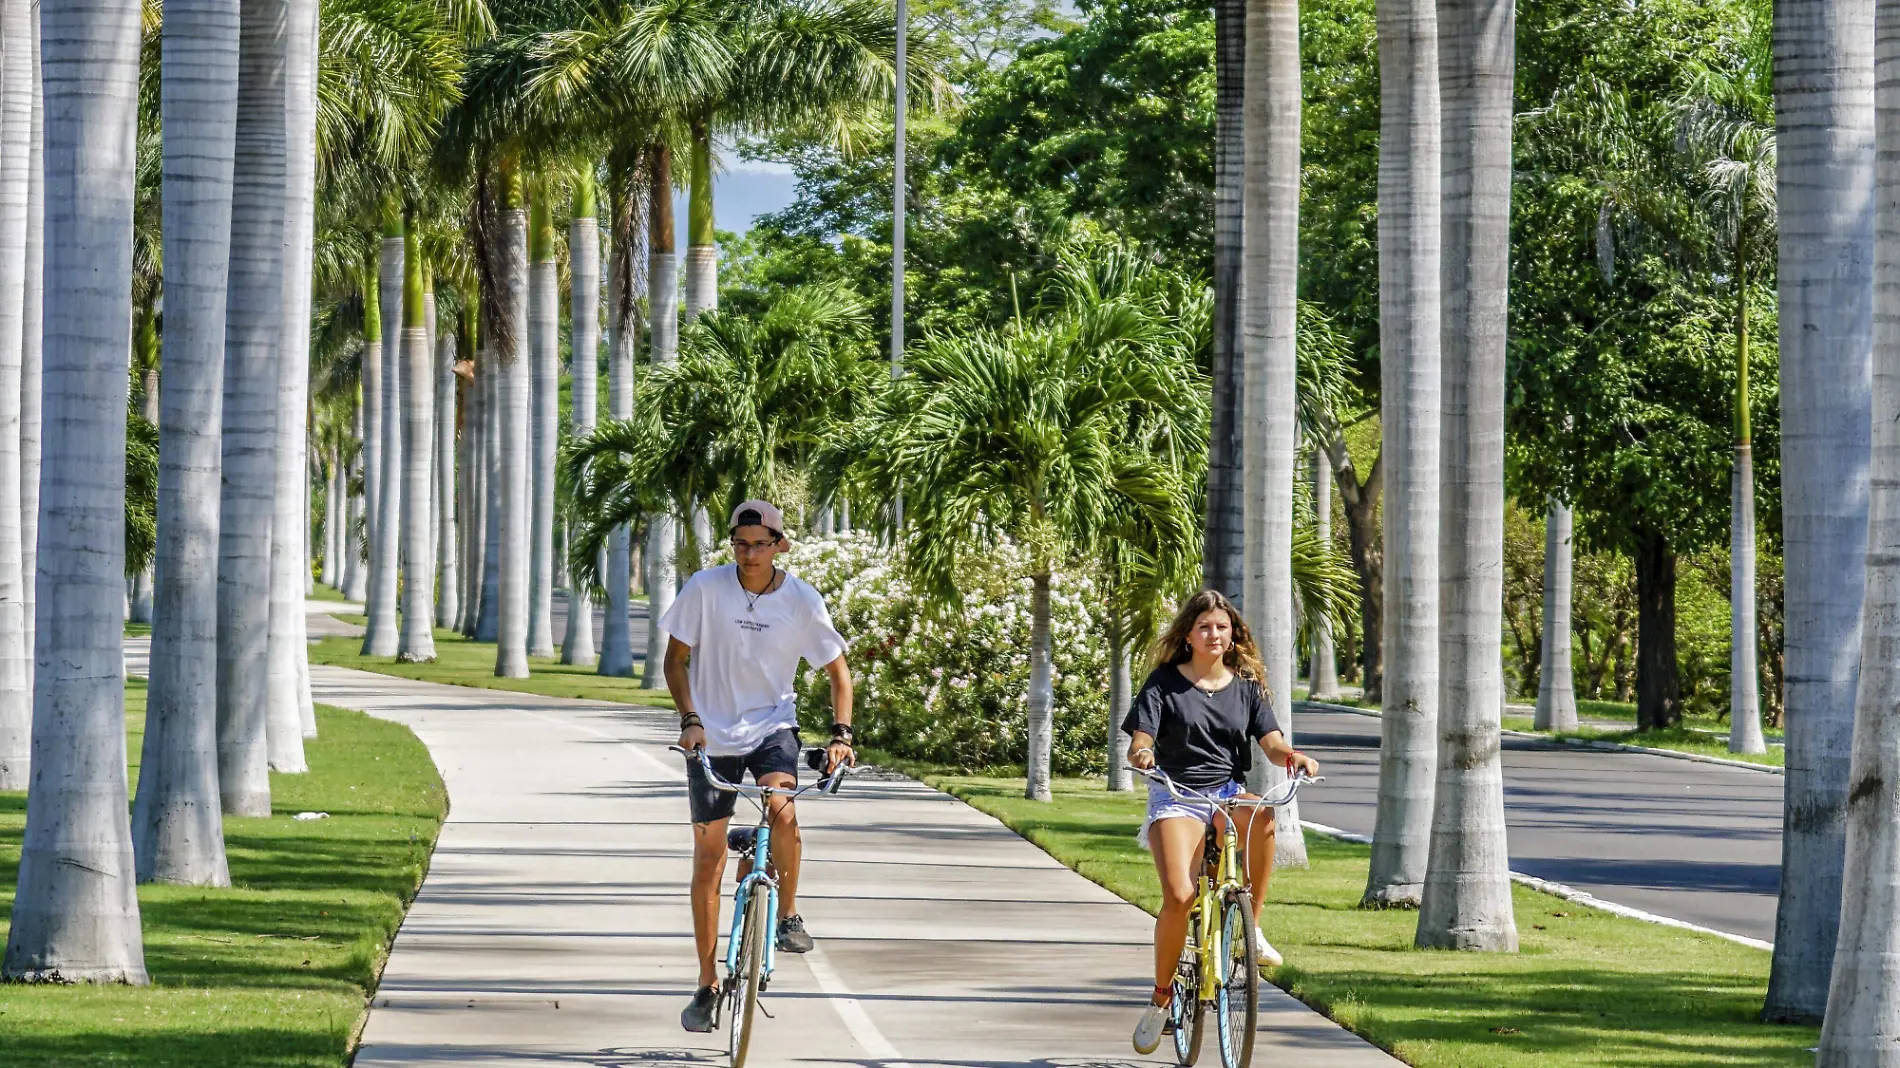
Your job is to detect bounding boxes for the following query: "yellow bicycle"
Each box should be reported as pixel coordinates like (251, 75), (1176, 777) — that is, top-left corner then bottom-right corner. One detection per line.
(1137, 766), (1318, 1068)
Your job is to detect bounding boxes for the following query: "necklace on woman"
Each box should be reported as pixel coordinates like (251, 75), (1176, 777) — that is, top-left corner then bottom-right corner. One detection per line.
(740, 567), (782, 612)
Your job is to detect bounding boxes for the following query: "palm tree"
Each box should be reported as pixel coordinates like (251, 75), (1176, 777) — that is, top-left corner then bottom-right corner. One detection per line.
(494, 161), (532, 678)
(399, 222), (439, 661)
(362, 210), (404, 656)
(133, 0), (241, 884)
(1765, 0), (1874, 1026)
(20, 8), (42, 691)
(1362, 0), (1442, 908)
(597, 161), (641, 677)
(527, 185), (558, 657)
(1242, 0), (1308, 867)
(1414, 0), (1517, 952)
(2, 0), (150, 981)
(0, 0), (33, 792)
(562, 169), (600, 666)
(644, 144), (678, 688)
(1535, 499), (1579, 730)
(218, 0), (291, 818)
(1308, 451), (1340, 700)
(436, 303), (461, 629)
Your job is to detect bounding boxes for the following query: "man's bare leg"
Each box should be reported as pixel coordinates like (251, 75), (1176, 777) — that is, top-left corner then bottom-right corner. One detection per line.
(758, 771), (801, 918)
(690, 818), (731, 988)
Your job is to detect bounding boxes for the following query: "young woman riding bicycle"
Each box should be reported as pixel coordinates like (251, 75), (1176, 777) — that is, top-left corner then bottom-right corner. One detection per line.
(1124, 589), (1320, 1055)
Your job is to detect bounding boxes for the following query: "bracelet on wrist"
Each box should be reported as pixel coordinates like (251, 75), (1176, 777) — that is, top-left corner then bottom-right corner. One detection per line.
(831, 722), (854, 744)
(680, 714), (703, 731)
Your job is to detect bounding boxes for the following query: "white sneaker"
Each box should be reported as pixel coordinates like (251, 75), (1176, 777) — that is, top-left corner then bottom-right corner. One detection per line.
(1132, 1001), (1168, 1054)
(1253, 927), (1283, 968)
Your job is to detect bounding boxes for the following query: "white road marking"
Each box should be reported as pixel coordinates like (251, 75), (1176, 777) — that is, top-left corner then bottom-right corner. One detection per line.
(802, 942), (912, 1064)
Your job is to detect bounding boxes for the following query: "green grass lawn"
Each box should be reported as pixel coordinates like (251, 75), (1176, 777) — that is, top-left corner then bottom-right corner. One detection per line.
(123, 621), (151, 638)
(308, 583), (351, 603)
(308, 623), (675, 710)
(0, 680), (445, 1067)
(915, 772), (1814, 1068)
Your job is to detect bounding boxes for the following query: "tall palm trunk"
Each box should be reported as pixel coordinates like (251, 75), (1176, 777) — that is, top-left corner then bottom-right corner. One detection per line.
(1730, 247), (1766, 754)
(1241, 0), (1308, 867)
(133, 0), (239, 886)
(1106, 620), (1132, 792)
(216, 0), (287, 818)
(1769, 0), (1877, 1025)
(527, 192), (557, 658)
(1363, 0), (1442, 907)
(563, 176), (599, 666)
(1, 0), (148, 979)
(398, 227), (435, 662)
(463, 336), (488, 636)
(1535, 500), (1578, 730)
(1817, 29), (1900, 1051)
(477, 339), (502, 641)
(436, 323), (459, 630)
(1416, 0), (1517, 950)
(599, 172), (639, 677)
(644, 145), (678, 689)
(21, 18), (41, 684)
(285, 0), (316, 741)
(322, 446), (342, 587)
(1203, 0), (1245, 596)
(342, 403), (367, 602)
(1024, 568), (1054, 801)
(0, 0), (35, 793)
(1310, 451), (1340, 699)
(357, 296), (380, 600)
(495, 163), (531, 678)
(684, 119), (716, 320)
(362, 220), (402, 655)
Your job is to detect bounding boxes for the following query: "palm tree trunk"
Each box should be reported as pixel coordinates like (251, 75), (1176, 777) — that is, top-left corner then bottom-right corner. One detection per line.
(217, 0), (287, 817)
(1025, 569), (1055, 802)
(133, 0), (238, 885)
(436, 328), (459, 630)
(463, 345), (487, 636)
(1766, 0), (1873, 1024)
(398, 226), (436, 662)
(495, 165), (531, 678)
(1535, 499), (1578, 730)
(644, 146), (678, 689)
(1309, 450), (1340, 699)
(322, 446), (342, 588)
(477, 342), (502, 642)
(1, 0), (149, 979)
(1203, 0), (1245, 596)
(20, 17), (41, 685)
(1240, 0), (1308, 867)
(684, 118), (716, 320)
(1731, 257), (1765, 754)
(1633, 531), (1682, 729)
(527, 192), (557, 658)
(563, 179), (600, 667)
(342, 404), (367, 602)
(362, 223), (403, 655)
(1363, 0), (1442, 907)
(1106, 620), (1132, 792)
(1416, 0), (1516, 949)
(455, 364), (475, 632)
(0, 0), (35, 793)
(359, 302), (380, 597)
(599, 170), (639, 677)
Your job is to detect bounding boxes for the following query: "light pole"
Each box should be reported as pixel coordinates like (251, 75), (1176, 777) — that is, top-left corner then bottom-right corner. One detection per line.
(891, 0), (907, 531)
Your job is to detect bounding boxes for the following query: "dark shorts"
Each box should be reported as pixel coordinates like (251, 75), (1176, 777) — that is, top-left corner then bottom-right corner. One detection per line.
(685, 727), (801, 825)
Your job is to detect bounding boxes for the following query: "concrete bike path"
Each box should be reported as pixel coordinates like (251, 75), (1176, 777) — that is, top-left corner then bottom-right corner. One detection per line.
(202, 617), (1397, 1068)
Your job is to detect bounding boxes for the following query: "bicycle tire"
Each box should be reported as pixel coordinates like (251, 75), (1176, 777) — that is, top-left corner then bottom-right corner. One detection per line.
(728, 890), (769, 1067)
(1171, 965), (1204, 1065)
(1214, 891), (1258, 1068)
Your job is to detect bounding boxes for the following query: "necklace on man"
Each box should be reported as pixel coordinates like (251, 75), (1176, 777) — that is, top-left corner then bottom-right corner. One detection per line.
(741, 567), (781, 613)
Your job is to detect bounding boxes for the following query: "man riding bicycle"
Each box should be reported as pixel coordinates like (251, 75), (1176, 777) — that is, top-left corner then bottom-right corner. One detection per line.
(659, 500), (855, 1034)
(1124, 589), (1319, 1055)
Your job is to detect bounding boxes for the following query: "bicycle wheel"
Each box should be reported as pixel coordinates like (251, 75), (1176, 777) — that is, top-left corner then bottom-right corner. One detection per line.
(1214, 891), (1258, 1068)
(1170, 960), (1204, 1066)
(728, 890), (769, 1067)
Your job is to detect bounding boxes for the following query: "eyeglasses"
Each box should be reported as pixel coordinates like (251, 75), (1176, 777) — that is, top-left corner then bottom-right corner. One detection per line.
(731, 537), (781, 554)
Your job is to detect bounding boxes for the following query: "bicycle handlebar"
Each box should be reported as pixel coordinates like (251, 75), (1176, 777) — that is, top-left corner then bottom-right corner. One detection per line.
(1133, 764), (1322, 809)
(669, 744), (856, 799)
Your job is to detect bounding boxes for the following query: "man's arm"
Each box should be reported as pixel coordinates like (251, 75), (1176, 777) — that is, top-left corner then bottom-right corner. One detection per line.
(666, 637), (704, 750)
(822, 655), (854, 768)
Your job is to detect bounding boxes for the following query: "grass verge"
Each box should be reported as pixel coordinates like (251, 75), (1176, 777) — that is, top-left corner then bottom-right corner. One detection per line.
(908, 771), (1815, 1068)
(308, 583), (351, 604)
(1496, 718), (1784, 768)
(308, 623), (675, 710)
(0, 680), (446, 1067)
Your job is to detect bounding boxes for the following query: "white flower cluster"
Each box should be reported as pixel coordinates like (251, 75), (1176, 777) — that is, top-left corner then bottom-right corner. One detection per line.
(784, 532), (1111, 772)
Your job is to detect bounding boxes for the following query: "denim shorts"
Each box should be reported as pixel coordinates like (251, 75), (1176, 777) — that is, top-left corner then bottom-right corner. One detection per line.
(685, 727), (801, 825)
(1138, 778), (1243, 851)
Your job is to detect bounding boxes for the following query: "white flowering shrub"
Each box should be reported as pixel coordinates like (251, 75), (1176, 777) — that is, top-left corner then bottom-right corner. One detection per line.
(778, 532), (1110, 773)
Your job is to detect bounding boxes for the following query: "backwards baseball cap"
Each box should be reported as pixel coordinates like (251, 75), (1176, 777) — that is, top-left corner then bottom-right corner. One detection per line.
(729, 499), (786, 538)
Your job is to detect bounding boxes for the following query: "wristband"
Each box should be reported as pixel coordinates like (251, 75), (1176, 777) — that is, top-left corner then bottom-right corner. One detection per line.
(680, 714), (703, 731)
(831, 722), (854, 744)
(1286, 749), (1305, 772)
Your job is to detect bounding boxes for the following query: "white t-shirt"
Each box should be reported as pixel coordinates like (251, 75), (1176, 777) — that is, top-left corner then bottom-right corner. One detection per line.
(657, 563), (848, 757)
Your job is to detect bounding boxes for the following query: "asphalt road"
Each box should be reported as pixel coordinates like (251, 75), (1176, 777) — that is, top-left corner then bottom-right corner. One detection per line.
(1291, 708), (1785, 943)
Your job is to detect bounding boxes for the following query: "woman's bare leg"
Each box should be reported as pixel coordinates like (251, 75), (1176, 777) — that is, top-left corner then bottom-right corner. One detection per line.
(1239, 800), (1277, 925)
(1151, 817), (1206, 999)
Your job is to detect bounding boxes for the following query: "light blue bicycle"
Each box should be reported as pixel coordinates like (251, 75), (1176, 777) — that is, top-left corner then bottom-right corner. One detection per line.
(672, 744), (852, 1067)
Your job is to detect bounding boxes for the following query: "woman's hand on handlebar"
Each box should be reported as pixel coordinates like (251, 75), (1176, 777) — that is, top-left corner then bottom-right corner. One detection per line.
(1289, 751), (1320, 779)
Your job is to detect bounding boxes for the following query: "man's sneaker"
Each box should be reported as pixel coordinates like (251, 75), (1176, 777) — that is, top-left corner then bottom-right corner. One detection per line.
(680, 985), (719, 1032)
(1253, 927), (1283, 968)
(776, 914), (814, 953)
(1132, 1000), (1169, 1055)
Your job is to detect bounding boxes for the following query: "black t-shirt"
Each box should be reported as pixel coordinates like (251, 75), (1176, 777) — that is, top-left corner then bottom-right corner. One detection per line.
(1120, 666), (1282, 789)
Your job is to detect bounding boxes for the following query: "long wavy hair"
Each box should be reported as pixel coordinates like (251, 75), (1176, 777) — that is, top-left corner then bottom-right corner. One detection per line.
(1150, 589), (1268, 687)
